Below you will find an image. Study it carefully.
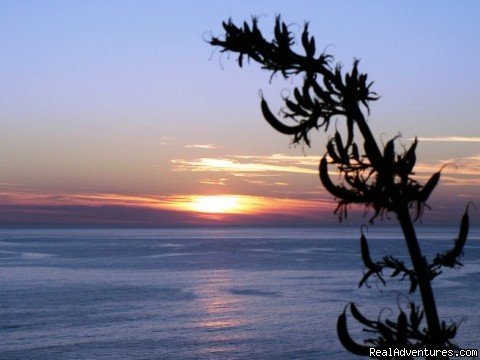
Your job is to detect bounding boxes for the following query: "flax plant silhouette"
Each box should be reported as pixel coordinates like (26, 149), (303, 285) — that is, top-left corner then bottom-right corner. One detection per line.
(208, 16), (472, 358)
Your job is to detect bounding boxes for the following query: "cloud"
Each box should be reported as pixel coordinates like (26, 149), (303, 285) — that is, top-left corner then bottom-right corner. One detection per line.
(231, 154), (319, 166)
(231, 173), (281, 178)
(0, 191), (169, 207)
(0, 203), (202, 227)
(409, 136), (480, 143)
(159, 136), (175, 146)
(412, 154), (480, 186)
(170, 154), (319, 175)
(242, 179), (289, 187)
(199, 178), (228, 185)
(185, 144), (217, 149)
(170, 152), (480, 188)
(0, 182), (22, 187)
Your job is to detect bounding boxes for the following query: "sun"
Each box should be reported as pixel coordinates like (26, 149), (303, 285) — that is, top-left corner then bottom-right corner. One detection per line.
(190, 195), (242, 214)
(165, 194), (267, 215)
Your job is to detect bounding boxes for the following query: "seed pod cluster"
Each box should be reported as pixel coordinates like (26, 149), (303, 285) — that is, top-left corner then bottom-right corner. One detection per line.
(342, 60), (379, 113)
(396, 137), (418, 179)
(344, 302), (433, 350)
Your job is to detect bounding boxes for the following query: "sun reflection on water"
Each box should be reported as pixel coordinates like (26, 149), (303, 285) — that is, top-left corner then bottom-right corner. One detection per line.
(185, 269), (256, 360)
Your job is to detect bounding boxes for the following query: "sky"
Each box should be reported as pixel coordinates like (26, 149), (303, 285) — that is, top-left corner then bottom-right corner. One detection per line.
(0, 1), (479, 226)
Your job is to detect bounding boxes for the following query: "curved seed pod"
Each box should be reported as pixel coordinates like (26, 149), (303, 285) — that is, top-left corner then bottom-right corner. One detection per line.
(434, 203), (472, 267)
(364, 140), (382, 169)
(319, 157), (362, 203)
(359, 269), (374, 288)
(221, 20), (231, 32)
(449, 203), (470, 259)
(296, 85), (317, 113)
(396, 311), (408, 345)
(307, 37), (316, 58)
(382, 136), (399, 180)
(409, 302), (424, 331)
(319, 156), (343, 198)
(327, 140), (342, 163)
(404, 137), (418, 173)
(359, 73), (367, 86)
(337, 310), (371, 356)
(299, 128), (311, 147)
(334, 65), (344, 88)
(397, 137), (418, 181)
(351, 143), (360, 161)
(419, 172), (440, 201)
(345, 117), (354, 149)
(273, 18), (281, 42)
(350, 303), (376, 328)
(301, 23), (310, 53)
(385, 318), (397, 331)
(390, 267), (402, 277)
(360, 230), (382, 273)
(377, 322), (395, 344)
(345, 72), (351, 87)
(418, 164), (447, 202)
(335, 131), (349, 163)
(445, 323), (457, 340)
(302, 80), (314, 108)
(285, 99), (309, 117)
(261, 98), (299, 135)
(456, 203), (471, 253)
(293, 88), (310, 111)
(312, 81), (332, 103)
(323, 75), (340, 96)
(351, 60), (359, 83)
(281, 23), (289, 43)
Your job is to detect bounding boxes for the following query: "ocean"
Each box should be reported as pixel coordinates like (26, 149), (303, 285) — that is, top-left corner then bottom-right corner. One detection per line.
(1, 227), (479, 359)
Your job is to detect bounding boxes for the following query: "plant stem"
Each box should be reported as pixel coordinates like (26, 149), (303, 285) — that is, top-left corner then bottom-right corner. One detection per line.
(352, 100), (444, 353)
(397, 206), (442, 348)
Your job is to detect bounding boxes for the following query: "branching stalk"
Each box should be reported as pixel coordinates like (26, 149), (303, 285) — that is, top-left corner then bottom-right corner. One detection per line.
(209, 15), (469, 358)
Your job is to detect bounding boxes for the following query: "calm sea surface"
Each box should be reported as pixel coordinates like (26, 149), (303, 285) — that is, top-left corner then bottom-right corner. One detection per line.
(1, 227), (479, 359)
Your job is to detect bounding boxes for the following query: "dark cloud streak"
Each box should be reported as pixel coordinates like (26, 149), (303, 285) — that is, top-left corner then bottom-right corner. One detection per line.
(0, 201), (471, 227)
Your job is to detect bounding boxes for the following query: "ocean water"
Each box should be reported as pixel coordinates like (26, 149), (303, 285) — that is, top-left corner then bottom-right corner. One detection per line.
(0, 227), (479, 359)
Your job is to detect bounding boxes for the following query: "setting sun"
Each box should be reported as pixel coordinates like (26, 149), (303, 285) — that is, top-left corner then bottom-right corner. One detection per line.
(164, 194), (271, 215)
(189, 195), (243, 214)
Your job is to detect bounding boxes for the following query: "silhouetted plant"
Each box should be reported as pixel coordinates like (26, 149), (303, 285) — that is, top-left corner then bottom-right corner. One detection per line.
(209, 16), (473, 359)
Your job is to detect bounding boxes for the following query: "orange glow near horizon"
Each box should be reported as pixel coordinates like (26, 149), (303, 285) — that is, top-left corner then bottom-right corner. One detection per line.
(164, 194), (334, 217)
(177, 195), (263, 214)
(0, 189), (340, 223)
(0, 190), (331, 213)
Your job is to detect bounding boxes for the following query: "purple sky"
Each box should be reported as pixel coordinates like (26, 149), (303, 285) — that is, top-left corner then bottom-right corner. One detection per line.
(1, 1), (479, 226)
